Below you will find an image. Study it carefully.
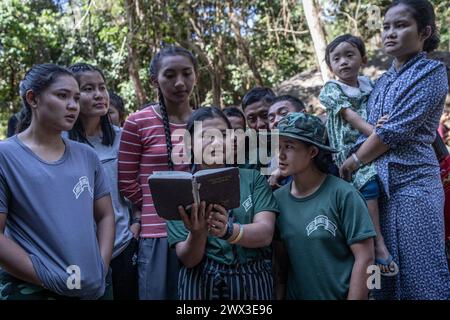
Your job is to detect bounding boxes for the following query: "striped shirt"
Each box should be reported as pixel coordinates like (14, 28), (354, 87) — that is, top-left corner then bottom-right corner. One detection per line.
(118, 105), (189, 238)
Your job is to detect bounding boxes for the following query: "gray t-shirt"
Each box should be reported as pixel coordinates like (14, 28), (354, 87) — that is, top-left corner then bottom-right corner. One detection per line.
(0, 136), (110, 299)
(85, 126), (133, 258)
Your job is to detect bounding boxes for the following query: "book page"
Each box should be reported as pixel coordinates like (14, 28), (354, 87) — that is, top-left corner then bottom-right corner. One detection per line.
(151, 171), (193, 179)
(193, 167), (235, 178)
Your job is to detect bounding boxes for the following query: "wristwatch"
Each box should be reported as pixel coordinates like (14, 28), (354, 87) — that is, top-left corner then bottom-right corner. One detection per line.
(220, 217), (234, 240)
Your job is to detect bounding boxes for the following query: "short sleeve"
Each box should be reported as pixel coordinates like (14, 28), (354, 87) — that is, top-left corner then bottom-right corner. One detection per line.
(167, 220), (189, 249)
(252, 170), (279, 216)
(319, 82), (352, 116)
(375, 63), (448, 148)
(93, 154), (111, 200)
(0, 168), (10, 214)
(338, 188), (376, 245)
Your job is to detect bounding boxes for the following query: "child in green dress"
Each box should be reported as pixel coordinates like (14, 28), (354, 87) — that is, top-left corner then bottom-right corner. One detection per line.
(319, 34), (397, 276)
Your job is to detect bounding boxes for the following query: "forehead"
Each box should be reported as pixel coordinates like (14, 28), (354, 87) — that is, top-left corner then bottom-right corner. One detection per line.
(269, 101), (296, 114)
(330, 41), (360, 56)
(227, 116), (245, 127)
(159, 55), (194, 71)
(384, 4), (415, 23)
(245, 100), (270, 115)
(198, 117), (229, 131)
(78, 70), (105, 85)
(48, 75), (79, 92)
(280, 136), (303, 146)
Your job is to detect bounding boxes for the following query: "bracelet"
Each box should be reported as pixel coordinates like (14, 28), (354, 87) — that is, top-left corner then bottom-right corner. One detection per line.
(220, 217), (234, 240)
(131, 217), (141, 225)
(352, 153), (363, 167)
(228, 224), (244, 245)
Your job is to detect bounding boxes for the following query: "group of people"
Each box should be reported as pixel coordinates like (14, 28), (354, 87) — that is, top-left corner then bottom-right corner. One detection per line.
(0, 0), (449, 300)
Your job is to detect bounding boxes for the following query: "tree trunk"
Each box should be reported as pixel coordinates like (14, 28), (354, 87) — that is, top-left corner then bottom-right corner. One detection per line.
(301, 0), (332, 83)
(181, 40), (222, 108)
(185, 13), (222, 108)
(125, 0), (147, 107)
(228, 5), (264, 86)
(9, 63), (17, 111)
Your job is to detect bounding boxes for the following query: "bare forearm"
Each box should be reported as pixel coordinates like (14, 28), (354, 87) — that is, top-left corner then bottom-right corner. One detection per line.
(355, 132), (389, 164)
(231, 222), (273, 248)
(176, 232), (208, 268)
(96, 214), (115, 269)
(348, 117), (373, 137)
(356, 123), (374, 137)
(0, 235), (41, 286)
(347, 258), (372, 300)
(341, 109), (373, 137)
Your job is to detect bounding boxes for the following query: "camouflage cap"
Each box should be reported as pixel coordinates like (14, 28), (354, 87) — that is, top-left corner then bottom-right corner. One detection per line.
(276, 112), (337, 153)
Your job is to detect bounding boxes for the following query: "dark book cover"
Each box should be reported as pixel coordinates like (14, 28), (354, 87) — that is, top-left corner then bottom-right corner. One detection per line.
(148, 167), (240, 220)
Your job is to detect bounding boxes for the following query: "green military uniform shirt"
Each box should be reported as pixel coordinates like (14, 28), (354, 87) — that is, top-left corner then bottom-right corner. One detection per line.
(274, 174), (376, 300)
(168, 168), (279, 265)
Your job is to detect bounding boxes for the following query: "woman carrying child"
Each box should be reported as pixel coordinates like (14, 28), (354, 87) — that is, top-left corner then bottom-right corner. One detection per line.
(340, 0), (450, 299)
(319, 34), (396, 275)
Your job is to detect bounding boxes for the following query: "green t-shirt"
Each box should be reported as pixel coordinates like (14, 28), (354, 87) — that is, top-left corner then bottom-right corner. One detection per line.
(238, 132), (272, 173)
(167, 168), (279, 265)
(274, 175), (376, 300)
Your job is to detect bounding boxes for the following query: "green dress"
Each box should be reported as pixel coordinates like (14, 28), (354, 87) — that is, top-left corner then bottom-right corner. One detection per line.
(319, 76), (377, 190)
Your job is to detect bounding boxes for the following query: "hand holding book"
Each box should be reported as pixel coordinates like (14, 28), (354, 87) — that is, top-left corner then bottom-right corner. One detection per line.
(148, 167), (240, 220)
(178, 201), (230, 239)
(206, 204), (228, 238)
(177, 201), (211, 236)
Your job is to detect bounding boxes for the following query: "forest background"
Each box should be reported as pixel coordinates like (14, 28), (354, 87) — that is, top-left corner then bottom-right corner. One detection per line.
(1, 0), (449, 139)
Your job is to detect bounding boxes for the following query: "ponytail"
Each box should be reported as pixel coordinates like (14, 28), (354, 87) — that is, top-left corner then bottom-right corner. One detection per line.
(158, 88), (174, 170)
(149, 45), (198, 170)
(15, 105), (32, 134)
(17, 63), (74, 133)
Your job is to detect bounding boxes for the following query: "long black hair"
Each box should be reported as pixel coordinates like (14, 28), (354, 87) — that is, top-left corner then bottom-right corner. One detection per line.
(223, 106), (247, 128)
(149, 45), (198, 170)
(67, 62), (115, 146)
(387, 0), (440, 53)
(108, 90), (126, 126)
(185, 107), (232, 168)
(16, 63), (75, 133)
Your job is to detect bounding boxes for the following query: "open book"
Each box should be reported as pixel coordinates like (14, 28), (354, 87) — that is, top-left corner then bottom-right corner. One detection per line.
(148, 167), (240, 220)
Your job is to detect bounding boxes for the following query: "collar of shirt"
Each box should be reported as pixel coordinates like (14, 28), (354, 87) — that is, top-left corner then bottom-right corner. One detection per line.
(387, 51), (427, 77)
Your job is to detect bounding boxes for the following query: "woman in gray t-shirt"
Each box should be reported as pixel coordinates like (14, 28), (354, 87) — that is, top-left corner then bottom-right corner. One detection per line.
(0, 64), (115, 300)
(67, 63), (138, 300)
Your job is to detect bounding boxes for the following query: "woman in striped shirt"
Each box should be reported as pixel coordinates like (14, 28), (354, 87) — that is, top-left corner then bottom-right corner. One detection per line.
(118, 46), (197, 300)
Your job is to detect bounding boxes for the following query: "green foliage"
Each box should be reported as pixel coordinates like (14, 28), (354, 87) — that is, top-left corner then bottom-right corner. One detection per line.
(0, 0), (449, 138)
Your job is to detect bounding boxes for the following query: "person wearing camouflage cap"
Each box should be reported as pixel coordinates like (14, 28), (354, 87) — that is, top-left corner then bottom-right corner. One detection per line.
(273, 112), (377, 300)
(275, 112), (337, 153)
